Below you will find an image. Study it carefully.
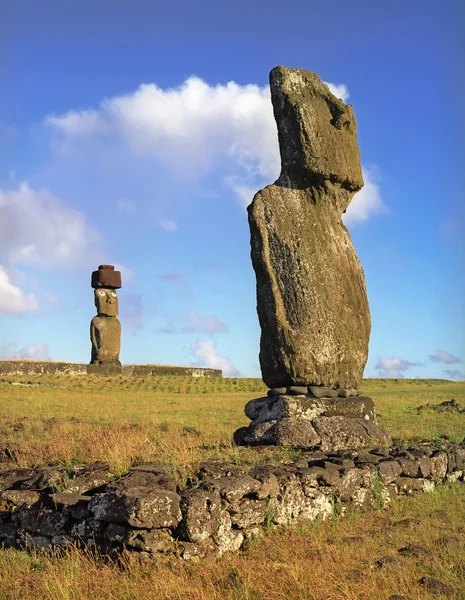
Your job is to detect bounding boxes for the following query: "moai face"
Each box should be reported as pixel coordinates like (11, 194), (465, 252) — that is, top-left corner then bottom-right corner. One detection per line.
(94, 288), (119, 317)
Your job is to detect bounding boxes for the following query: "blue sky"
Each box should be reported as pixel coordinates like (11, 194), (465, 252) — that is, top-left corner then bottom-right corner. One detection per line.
(1, 0), (464, 379)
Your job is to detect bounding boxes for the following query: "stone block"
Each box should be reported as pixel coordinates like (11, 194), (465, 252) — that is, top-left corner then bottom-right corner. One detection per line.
(91, 265), (122, 289)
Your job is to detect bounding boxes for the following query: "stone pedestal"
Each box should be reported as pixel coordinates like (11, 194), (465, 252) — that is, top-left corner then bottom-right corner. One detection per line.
(234, 393), (392, 451)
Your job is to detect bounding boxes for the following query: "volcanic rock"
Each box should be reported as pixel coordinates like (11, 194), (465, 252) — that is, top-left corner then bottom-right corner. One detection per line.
(248, 65), (370, 390)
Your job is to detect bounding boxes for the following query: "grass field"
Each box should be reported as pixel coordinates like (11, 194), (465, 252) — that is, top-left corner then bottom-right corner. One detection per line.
(0, 374), (464, 599)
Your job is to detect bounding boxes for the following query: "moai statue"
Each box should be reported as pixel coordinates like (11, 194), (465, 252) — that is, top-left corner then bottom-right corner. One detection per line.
(90, 265), (122, 365)
(234, 66), (391, 451)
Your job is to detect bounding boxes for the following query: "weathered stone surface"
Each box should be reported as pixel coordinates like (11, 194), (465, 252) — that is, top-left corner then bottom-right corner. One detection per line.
(233, 420), (278, 446)
(320, 396), (376, 421)
(246, 395), (325, 424)
(0, 490), (40, 510)
(91, 265), (122, 289)
(237, 395), (381, 448)
(213, 511), (244, 556)
(90, 315), (121, 364)
(90, 281), (121, 365)
(248, 65), (369, 390)
(0, 468), (39, 491)
(308, 386), (338, 399)
(267, 387), (287, 396)
(180, 487), (222, 543)
(378, 460), (402, 484)
(248, 467), (280, 499)
(430, 452), (448, 481)
(212, 476), (262, 503)
(396, 477), (434, 494)
(314, 416), (392, 452)
(272, 418), (321, 447)
(108, 469), (177, 494)
(228, 499), (267, 528)
(49, 494), (91, 520)
(20, 510), (69, 537)
(89, 488), (181, 529)
(297, 466), (340, 492)
(1, 441), (463, 560)
(105, 523), (175, 553)
(71, 517), (105, 539)
(398, 457), (420, 477)
(288, 386), (308, 396)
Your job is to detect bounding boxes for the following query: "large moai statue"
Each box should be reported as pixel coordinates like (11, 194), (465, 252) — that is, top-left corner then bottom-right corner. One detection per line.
(90, 265), (122, 366)
(234, 66), (391, 450)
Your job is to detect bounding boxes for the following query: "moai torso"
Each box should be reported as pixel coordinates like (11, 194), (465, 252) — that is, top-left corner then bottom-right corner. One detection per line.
(90, 266), (122, 365)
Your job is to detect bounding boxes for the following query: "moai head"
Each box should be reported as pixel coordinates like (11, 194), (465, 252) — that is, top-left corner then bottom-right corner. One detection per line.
(91, 265), (122, 317)
(94, 288), (119, 316)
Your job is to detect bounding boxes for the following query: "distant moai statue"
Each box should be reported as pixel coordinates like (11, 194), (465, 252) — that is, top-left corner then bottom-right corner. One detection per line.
(90, 265), (122, 365)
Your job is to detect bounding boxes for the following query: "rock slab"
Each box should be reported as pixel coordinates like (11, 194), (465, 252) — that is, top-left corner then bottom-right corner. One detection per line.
(248, 65), (370, 389)
(234, 394), (392, 450)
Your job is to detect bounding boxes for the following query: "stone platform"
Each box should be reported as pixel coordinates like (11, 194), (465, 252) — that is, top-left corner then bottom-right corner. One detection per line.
(0, 361), (222, 378)
(234, 394), (392, 451)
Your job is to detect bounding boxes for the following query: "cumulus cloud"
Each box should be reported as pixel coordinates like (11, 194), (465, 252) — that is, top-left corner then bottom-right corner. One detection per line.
(324, 82), (350, 102)
(46, 76), (280, 180)
(428, 350), (462, 365)
(0, 266), (39, 315)
(0, 182), (99, 268)
(375, 356), (423, 378)
(45, 75), (384, 224)
(189, 338), (241, 377)
(182, 310), (228, 334)
(442, 369), (464, 381)
(0, 342), (51, 360)
(343, 168), (387, 226)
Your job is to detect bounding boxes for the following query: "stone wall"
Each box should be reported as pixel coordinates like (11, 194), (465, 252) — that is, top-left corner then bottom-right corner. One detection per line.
(0, 361), (222, 378)
(1, 441), (463, 560)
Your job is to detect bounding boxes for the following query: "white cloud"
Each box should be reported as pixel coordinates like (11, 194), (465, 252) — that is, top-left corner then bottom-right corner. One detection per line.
(0, 342), (50, 360)
(46, 109), (104, 137)
(224, 176), (258, 208)
(46, 75), (385, 224)
(46, 77), (280, 181)
(182, 310), (228, 334)
(0, 266), (39, 315)
(159, 219), (178, 232)
(375, 356), (423, 378)
(429, 350), (462, 365)
(189, 339), (241, 376)
(113, 263), (133, 284)
(324, 82), (350, 102)
(0, 182), (99, 268)
(343, 168), (387, 226)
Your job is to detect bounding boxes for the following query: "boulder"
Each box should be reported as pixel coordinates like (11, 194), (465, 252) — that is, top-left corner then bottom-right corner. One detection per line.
(89, 488), (181, 529)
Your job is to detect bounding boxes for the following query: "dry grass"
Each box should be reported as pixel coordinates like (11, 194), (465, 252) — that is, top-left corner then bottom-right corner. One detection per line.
(0, 483), (464, 599)
(0, 376), (463, 474)
(0, 375), (464, 598)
